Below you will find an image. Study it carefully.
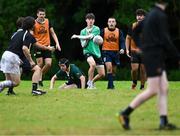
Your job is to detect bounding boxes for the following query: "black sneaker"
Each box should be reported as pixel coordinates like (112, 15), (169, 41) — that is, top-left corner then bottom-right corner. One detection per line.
(117, 112), (130, 130)
(39, 81), (43, 87)
(6, 90), (16, 95)
(32, 90), (46, 95)
(140, 85), (145, 90)
(159, 123), (177, 130)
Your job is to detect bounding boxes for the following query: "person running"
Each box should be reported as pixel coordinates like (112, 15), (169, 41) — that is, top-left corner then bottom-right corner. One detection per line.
(50, 58), (86, 90)
(0, 16), (54, 95)
(118, 1), (179, 130)
(33, 8), (61, 87)
(71, 13), (105, 89)
(6, 17), (25, 95)
(126, 9), (146, 90)
(101, 17), (125, 89)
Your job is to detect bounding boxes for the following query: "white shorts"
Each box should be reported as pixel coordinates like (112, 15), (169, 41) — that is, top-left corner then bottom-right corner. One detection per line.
(0, 51), (21, 75)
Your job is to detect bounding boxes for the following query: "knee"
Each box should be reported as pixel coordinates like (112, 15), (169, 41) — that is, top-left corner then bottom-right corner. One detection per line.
(13, 80), (20, 87)
(106, 68), (112, 73)
(90, 64), (96, 69)
(45, 62), (51, 68)
(33, 65), (41, 72)
(99, 71), (105, 78)
(160, 84), (168, 94)
(132, 67), (138, 72)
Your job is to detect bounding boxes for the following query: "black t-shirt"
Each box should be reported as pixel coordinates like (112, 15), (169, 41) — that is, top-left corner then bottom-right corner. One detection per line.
(7, 30), (36, 60)
(127, 21), (144, 49)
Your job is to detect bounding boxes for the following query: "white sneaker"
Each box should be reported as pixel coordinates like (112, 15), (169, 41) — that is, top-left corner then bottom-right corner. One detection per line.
(87, 83), (96, 89)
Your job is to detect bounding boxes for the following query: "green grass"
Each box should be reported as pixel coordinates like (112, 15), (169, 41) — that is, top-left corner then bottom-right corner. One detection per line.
(0, 81), (179, 135)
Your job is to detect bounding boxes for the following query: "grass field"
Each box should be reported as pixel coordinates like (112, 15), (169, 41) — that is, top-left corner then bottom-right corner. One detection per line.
(0, 80), (179, 135)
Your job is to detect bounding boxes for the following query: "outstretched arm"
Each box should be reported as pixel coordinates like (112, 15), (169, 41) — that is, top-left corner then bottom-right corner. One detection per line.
(71, 34), (94, 40)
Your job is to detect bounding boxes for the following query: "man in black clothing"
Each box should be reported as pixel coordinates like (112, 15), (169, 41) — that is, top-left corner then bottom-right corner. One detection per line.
(0, 16), (54, 95)
(118, 1), (178, 130)
(126, 9), (146, 90)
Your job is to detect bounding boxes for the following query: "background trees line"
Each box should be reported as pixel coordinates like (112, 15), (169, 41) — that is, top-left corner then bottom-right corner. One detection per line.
(0, 0), (179, 79)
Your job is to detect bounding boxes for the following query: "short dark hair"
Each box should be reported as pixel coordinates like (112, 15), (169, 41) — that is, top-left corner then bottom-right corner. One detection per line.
(157, 0), (168, 5)
(16, 17), (25, 29)
(59, 58), (69, 67)
(22, 16), (35, 30)
(85, 13), (95, 19)
(37, 8), (46, 13)
(136, 9), (146, 16)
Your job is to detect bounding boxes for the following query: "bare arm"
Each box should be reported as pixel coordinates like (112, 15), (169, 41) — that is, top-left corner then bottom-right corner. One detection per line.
(71, 34), (94, 40)
(50, 75), (58, 89)
(125, 35), (131, 58)
(79, 75), (86, 89)
(22, 46), (35, 67)
(50, 27), (61, 51)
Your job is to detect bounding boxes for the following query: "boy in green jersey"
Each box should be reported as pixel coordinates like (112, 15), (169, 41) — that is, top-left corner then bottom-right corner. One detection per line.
(50, 58), (86, 89)
(71, 13), (105, 89)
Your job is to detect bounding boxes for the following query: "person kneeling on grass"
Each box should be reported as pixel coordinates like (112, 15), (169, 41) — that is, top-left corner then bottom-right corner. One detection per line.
(50, 58), (86, 90)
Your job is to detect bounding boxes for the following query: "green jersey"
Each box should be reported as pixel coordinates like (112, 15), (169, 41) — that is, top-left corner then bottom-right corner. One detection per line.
(80, 25), (101, 58)
(56, 64), (84, 84)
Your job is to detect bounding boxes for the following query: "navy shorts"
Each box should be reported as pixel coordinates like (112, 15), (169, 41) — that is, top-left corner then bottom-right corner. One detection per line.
(102, 50), (120, 66)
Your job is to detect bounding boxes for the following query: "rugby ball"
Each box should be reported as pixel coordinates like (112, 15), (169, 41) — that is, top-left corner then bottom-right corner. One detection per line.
(93, 35), (103, 45)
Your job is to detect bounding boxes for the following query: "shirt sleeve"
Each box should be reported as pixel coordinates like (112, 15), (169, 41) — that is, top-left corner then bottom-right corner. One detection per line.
(127, 25), (132, 37)
(23, 33), (36, 48)
(56, 70), (63, 79)
(119, 30), (125, 49)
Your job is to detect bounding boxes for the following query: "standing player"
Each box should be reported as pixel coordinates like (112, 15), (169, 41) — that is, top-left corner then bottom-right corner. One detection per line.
(33, 8), (61, 87)
(71, 13), (105, 89)
(50, 58), (86, 90)
(126, 9), (146, 90)
(118, 1), (178, 130)
(0, 16), (54, 95)
(101, 17), (125, 89)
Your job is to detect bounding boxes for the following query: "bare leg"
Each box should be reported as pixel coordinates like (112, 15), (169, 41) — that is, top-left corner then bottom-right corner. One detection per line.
(130, 76), (160, 109)
(93, 65), (105, 83)
(158, 71), (168, 115)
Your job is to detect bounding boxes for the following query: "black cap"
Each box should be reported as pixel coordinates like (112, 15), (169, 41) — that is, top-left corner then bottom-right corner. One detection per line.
(59, 58), (69, 67)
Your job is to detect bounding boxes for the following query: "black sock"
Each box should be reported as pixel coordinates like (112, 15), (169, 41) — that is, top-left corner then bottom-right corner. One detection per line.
(160, 115), (168, 125)
(122, 106), (134, 116)
(8, 87), (14, 93)
(32, 83), (38, 91)
(133, 80), (137, 85)
(107, 73), (114, 88)
(140, 84), (144, 89)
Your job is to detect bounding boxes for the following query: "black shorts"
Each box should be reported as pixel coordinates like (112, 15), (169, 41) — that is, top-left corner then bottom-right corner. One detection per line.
(66, 80), (81, 88)
(84, 53), (104, 66)
(131, 51), (144, 64)
(21, 58), (31, 73)
(34, 48), (52, 59)
(144, 52), (165, 77)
